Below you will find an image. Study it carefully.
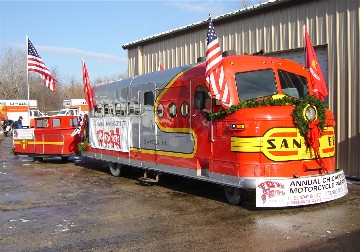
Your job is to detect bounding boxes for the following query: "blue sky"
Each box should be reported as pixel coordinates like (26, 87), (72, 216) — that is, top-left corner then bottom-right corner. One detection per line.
(0, 0), (253, 82)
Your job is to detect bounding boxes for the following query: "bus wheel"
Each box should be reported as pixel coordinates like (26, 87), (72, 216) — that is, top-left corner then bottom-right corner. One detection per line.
(224, 186), (244, 205)
(109, 163), (122, 177)
(33, 157), (43, 162)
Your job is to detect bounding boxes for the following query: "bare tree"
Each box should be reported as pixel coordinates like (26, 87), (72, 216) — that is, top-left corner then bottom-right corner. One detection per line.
(63, 75), (85, 99)
(0, 48), (27, 99)
(0, 46), (127, 112)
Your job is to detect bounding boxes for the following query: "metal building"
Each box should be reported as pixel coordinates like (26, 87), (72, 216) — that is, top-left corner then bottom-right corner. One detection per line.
(122, 0), (360, 179)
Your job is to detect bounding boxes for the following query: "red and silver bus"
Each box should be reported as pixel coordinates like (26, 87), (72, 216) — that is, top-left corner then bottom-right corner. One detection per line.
(81, 54), (348, 207)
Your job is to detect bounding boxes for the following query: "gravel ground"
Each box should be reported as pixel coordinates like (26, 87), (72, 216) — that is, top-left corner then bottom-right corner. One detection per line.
(0, 135), (359, 252)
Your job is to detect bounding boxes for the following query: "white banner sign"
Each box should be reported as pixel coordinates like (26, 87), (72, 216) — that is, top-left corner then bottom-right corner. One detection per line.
(89, 117), (131, 152)
(256, 170), (348, 207)
(13, 129), (35, 140)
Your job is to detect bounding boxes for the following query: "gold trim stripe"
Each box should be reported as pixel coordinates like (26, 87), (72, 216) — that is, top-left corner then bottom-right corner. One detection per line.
(14, 140), (64, 145)
(231, 137), (261, 152)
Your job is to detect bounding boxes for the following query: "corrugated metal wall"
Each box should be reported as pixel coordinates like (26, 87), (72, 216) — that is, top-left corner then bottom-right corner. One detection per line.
(125, 0), (360, 178)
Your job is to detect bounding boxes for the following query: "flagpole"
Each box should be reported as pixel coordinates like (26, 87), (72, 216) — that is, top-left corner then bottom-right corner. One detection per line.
(26, 35), (30, 127)
(303, 25), (306, 67)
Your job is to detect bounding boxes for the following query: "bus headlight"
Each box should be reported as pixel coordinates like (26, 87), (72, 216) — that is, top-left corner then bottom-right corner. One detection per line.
(305, 105), (317, 121)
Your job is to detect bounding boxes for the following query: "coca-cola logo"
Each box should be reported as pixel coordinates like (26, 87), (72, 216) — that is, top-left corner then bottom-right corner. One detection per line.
(97, 128), (121, 149)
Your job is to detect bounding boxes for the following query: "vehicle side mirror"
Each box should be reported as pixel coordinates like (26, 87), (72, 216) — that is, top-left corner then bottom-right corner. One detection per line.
(194, 91), (205, 109)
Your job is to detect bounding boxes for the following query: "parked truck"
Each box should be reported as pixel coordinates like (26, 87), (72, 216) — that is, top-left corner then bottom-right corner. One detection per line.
(57, 99), (89, 116)
(0, 100), (43, 128)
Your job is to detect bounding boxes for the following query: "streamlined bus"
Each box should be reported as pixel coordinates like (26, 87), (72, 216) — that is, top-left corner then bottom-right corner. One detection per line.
(81, 54), (347, 207)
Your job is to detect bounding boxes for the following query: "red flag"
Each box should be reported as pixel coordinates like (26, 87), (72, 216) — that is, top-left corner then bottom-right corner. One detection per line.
(27, 37), (57, 92)
(304, 26), (328, 101)
(82, 59), (95, 111)
(205, 16), (239, 109)
(158, 62), (164, 71)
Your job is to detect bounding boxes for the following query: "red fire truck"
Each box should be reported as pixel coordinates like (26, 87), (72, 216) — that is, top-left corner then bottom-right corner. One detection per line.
(13, 115), (85, 161)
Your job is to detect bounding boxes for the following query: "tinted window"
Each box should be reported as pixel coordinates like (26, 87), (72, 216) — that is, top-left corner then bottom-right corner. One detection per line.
(144, 91), (154, 106)
(235, 69), (277, 101)
(278, 70), (309, 98)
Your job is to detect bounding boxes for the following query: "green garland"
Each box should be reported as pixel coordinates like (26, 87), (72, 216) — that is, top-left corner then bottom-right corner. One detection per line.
(209, 95), (297, 120)
(78, 140), (89, 152)
(209, 95), (327, 137)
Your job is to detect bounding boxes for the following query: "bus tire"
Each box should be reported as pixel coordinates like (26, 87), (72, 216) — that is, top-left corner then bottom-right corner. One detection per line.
(224, 186), (245, 205)
(33, 157), (44, 162)
(109, 163), (122, 177)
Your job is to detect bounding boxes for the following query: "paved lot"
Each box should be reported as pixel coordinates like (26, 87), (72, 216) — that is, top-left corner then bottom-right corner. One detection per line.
(0, 135), (359, 251)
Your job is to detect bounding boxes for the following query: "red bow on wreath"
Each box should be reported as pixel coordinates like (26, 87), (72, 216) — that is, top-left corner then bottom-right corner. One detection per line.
(307, 119), (327, 173)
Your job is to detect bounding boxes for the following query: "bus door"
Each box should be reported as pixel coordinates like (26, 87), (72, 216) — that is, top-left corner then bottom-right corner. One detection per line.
(139, 83), (157, 167)
(191, 84), (213, 177)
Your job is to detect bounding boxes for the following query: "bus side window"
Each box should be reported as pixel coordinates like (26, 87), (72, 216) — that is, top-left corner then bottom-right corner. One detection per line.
(128, 101), (140, 115)
(115, 103), (121, 116)
(95, 105), (103, 117)
(108, 104), (114, 116)
(104, 105), (108, 115)
(144, 91), (154, 106)
(115, 103), (127, 116)
(194, 86), (211, 121)
(121, 103), (127, 115)
(104, 104), (109, 116)
(194, 91), (205, 109)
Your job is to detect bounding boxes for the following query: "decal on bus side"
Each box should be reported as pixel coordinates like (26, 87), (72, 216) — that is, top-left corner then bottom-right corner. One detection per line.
(231, 127), (335, 161)
(153, 66), (198, 158)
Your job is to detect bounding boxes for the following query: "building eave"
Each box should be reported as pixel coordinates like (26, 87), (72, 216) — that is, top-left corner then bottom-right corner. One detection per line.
(122, 0), (299, 50)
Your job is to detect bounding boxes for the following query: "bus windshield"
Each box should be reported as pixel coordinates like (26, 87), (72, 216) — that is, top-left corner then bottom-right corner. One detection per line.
(278, 70), (309, 98)
(235, 69), (277, 101)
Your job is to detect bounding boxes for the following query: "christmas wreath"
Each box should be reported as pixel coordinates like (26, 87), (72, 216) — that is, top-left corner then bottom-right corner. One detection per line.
(291, 95), (327, 138)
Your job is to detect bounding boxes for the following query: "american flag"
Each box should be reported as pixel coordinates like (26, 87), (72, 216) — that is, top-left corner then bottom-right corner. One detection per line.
(27, 38), (56, 92)
(205, 17), (239, 109)
(82, 59), (95, 111)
